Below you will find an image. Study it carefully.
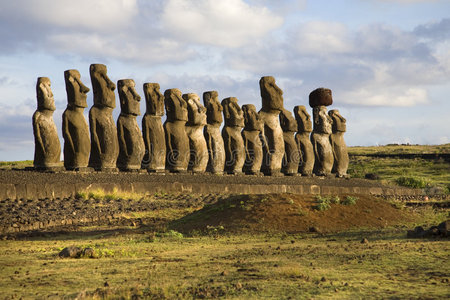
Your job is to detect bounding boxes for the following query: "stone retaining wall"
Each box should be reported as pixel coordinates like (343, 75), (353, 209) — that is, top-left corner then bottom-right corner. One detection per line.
(0, 181), (422, 201)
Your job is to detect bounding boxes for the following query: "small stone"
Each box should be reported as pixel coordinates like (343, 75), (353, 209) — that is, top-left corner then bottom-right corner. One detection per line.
(361, 238), (369, 244)
(321, 276), (326, 282)
(82, 247), (95, 258)
(220, 270), (229, 276)
(235, 282), (243, 290)
(59, 246), (82, 258)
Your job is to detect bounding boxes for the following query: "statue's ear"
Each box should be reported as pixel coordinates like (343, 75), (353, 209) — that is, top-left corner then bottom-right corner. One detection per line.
(223, 104), (230, 119)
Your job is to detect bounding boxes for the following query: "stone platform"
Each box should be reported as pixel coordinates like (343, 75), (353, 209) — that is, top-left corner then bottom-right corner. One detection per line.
(0, 169), (421, 201)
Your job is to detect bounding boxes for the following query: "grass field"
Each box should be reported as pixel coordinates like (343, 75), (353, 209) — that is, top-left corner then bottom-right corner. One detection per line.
(0, 144), (448, 299)
(0, 211), (448, 299)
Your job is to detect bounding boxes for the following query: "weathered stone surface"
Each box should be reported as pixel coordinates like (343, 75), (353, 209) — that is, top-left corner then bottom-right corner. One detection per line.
(221, 97), (245, 174)
(88, 64), (119, 171)
(142, 83), (166, 172)
(62, 69), (90, 170)
(242, 104), (263, 175)
(329, 109), (349, 177)
(294, 105), (314, 176)
(279, 109), (299, 176)
(309, 88), (333, 107)
(33, 77), (61, 169)
(203, 91), (225, 175)
(183, 93), (208, 173)
(59, 246), (82, 258)
(311, 106), (334, 176)
(116, 79), (145, 171)
(164, 88), (189, 172)
(259, 76), (284, 176)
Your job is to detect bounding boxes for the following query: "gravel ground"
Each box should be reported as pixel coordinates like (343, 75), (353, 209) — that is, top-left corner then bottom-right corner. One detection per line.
(0, 169), (387, 188)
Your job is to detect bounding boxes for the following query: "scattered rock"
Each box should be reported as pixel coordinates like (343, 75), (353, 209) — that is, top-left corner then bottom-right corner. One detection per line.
(220, 270), (229, 276)
(82, 247), (95, 258)
(361, 238), (369, 244)
(407, 221), (449, 238)
(59, 246), (82, 258)
(365, 173), (379, 180)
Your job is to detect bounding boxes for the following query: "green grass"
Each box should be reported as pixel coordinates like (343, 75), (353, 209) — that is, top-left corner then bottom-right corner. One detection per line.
(348, 144), (450, 155)
(0, 215), (448, 299)
(348, 156), (449, 193)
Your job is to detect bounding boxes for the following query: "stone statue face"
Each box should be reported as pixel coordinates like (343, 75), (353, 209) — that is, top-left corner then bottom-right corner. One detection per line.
(36, 77), (56, 111)
(259, 76), (283, 112)
(313, 106), (332, 134)
(221, 97), (244, 127)
(143, 83), (164, 116)
(329, 109), (346, 132)
(183, 93), (207, 126)
(118, 79), (141, 116)
(164, 88), (188, 122)
(89, 63), (116, 109)
(279, 109), (297, 132)
(242, 104), (262, 131)
(64, 69), (90, 108)
(294, 105), (312, 133)
(203, 91), (223, 124)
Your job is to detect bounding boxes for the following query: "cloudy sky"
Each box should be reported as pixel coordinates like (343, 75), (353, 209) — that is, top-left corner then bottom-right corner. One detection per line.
(0, 0), (449, 161)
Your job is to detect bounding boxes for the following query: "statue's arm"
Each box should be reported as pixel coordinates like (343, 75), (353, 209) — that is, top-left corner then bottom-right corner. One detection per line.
(117, 120), (129, 157)
(62, 113), (75, 154)
(89, 112), (102, 155)
(32, 114), (45, 155)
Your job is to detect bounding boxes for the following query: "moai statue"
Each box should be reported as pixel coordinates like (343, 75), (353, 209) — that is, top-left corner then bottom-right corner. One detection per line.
(116, 79), (145, 171)
(294, 105), (314, 176)
(279, 109), (300, 176)
(62, 69), (90, 171)
(242, 104), (263, 175)
(142, 83), (166, 173)
(329, 109), (349, 177)
(183, 93), (208, 173)
(221, 97), (245, 174)
(309, 88), (334, 176)
(32, 77), (61, 170)
(203, 91), (225, 175)
(88, 64), (119, 171)
(258, 76), (285, 176)
(164, 88), (189, 172)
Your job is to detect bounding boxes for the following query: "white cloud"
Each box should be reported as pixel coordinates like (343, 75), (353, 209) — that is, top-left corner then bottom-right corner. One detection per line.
(4, 0), (138, 32)
(161, 0), (283, 47)
(342, 87), (429, 107)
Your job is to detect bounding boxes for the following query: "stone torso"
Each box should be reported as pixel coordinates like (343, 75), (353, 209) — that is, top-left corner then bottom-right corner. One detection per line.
(117, 114), (145, 170)
(164, 120), (190, 172)
(33, 110), (61, 168)
(259, 110), (285, 175)
(295, 132), (314, 175)
(62, 108), (90, 168)
(222, 126), (245, 174)
(88, 106), (119, 170)
(311, 132), (333, 176)
(330, 132), (349, 176)
(142, 115), (165, 171)
(204, 124), (225, 174)
(242, 130), (262, 175)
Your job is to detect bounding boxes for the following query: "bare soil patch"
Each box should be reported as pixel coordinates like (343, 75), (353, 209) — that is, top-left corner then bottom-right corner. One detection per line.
(171, 194), (414, 234)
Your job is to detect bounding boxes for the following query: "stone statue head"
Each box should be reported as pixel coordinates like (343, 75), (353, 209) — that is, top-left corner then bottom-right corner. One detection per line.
(143, 83), (164, 116)
(242, 104), (262, 131)
(309, 87), (332, 108)
(259, 76), (283, 112)
(293, 105), (312, 133)
(183, 93), (207, 126)
(36, 77), (56, 111)
(279, 109), (297, 132)
(313, 106), (332, 134)
(221, 97), (244, 127)
(329, 109), (346, 133)
(64, 69), (90, 109)
(164, 88), (188, 122)
(203, 91), (223, 125)
(89, 63), (116, 109)
(117, 79), (141, 116)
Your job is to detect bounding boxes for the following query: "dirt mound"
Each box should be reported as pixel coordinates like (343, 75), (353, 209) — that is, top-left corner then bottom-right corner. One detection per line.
(171, 194), (413, 234)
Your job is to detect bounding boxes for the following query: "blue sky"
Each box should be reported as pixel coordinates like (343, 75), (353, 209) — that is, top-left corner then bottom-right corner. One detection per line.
(0, 0), (449, 161)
